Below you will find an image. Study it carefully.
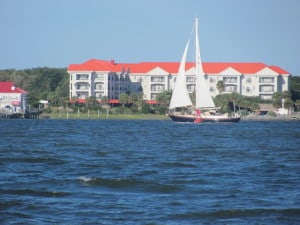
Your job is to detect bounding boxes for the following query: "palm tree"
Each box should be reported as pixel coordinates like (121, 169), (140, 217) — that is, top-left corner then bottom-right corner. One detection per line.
(156, 91), (172, 106)
(295, 99), (300, 112)
(130, 93), (143, 110)
(86, 96), (97, 107)
(119, 92), (130, 108)
(272, 92), (282, 108)
(284, 98), (294, 113)
(282, 91), (291, 99)
(216, 80), (225, 94)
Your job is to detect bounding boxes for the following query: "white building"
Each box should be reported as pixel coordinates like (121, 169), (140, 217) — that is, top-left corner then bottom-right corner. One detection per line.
(0, 82), (28, 113)
(68, 59), (290, 103)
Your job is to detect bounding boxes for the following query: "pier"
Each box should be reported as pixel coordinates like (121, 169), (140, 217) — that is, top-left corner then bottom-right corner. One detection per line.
(0, 108), (42, 119)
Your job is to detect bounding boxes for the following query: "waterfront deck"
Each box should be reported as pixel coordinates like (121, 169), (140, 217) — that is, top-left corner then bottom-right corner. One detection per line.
(0, 108), (42, 119)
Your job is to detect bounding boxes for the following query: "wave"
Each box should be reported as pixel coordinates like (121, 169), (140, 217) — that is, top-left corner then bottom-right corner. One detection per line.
(158, 162), (198, 168)
(0, 189), (70, 198)
(169, 208), (300, 220)
(77, 176), (180, 193)
(0, 157), (66, 165)
(78, 176), (95, 182)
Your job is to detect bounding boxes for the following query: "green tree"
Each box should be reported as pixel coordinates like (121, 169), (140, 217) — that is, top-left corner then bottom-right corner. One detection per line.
(141, 103), (155, 114)
(130, 93), (144, 110)
(295, 99), (300, 111)
(284, 98), (294, 111)
(86, 96), (97, 107)
(156, 90), (172, 106)
(119, 92), (129, 107)
(290, 76), (300, 101)
(272, 92), (283, 108)
(101, 96), (109, 105)
(282, 91), (291, 99)
(216, 80), (225, 93)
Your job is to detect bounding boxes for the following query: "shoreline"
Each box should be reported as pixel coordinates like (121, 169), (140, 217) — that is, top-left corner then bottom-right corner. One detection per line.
(37, 112), (300, 121)
(241, 113), (300, 121)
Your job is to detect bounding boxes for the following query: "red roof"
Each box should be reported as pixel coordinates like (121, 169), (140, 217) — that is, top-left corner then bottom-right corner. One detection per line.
(268, 66), (290, 74)
(68, 59), (290, 75)
(0, 82), (27, 94)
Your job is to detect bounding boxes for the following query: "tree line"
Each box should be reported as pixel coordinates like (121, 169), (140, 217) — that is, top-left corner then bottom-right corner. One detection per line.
(0, 67), (69, 107)
(1, 67), (300, 114)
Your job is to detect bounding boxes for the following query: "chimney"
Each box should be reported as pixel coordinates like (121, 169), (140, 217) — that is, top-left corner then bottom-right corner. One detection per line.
(11, 83), (16, 91)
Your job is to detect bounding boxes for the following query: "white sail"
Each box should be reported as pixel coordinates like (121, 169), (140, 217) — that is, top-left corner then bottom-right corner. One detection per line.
(168, 18), (240, 123)
(195, 18), (215, 109)
(169, 38), (193, 109)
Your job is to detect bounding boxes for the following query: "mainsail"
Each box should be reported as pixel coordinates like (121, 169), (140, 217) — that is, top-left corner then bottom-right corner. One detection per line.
(194, 18), (215, 109)
(169, 37), (193, 109)
(169, 18), (215, 110)
(168, 18), (241, 123)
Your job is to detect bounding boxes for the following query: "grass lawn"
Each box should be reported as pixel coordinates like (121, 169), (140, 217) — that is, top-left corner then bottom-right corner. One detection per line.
(40, 112), (169, 120)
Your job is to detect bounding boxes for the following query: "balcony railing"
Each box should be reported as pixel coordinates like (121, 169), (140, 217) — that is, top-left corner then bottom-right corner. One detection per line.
(151, 77), (165, 82)
(76, 86), (89, 90)
(259, 85), (274, 92)
(259, 77), (274, 83)
(224, 78), (238, 83)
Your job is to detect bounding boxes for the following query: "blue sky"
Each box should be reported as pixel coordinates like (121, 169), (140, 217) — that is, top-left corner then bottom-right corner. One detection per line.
(1, 0), (299, 75)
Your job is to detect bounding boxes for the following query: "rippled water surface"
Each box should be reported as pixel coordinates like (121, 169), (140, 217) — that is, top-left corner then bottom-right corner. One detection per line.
(1, 119), (299, 224)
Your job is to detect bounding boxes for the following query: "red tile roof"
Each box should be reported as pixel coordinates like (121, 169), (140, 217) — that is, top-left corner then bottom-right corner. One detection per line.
(269, 66), (290, 74)
(68, 59), (290, 75)
(0, 82), (27, 94)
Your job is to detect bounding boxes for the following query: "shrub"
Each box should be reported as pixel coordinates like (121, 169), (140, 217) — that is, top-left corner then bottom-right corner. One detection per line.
(267, 111), (277, 117)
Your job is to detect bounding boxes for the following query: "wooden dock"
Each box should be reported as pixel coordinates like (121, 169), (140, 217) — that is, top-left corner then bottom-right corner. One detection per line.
(0, 108), (42, 119)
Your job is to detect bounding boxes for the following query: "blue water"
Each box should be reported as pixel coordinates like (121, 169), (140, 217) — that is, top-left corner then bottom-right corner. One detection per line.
(1, 119), (299, 224)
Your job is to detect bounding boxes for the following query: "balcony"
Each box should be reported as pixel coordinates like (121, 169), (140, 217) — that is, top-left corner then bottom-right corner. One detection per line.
(76, 83), (89, 91)
(223, 77), (238, 84)
(151, 77), (165, 83)
(95, 82), (104, 91)
(224, 85), (237, 92)
(76, 74), (89, 80)
(186, 77), (195, 83)
(259, 77), (274, 83)
(151, 84), (165, 92)
(259, 85), (274, 93)
(187, 84), (195, 92)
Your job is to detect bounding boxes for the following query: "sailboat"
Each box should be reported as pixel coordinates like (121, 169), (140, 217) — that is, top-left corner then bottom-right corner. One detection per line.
(168, 18), (241, 123)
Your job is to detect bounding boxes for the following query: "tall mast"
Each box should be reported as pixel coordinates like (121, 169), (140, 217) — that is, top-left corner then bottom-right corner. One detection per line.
(195, 18), (200, 79)
(195, 18), (216, 109)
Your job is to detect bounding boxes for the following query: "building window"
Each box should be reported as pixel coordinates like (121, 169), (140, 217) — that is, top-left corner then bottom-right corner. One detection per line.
(94, 73), (104, 81)
(246, 77), (252, 83)
(259, 77), (274, 83)
(95, 84), (104, 90)
(76, 74), (89, 80)
(95, 93), (103, 99)
(151, 93), (157, 100)
(186, 76), (194, 83)
(77, 93), (88, 99)
(187, 84), (195, 92)
(151, 84), (165, 91)
(224, 85), (237, 92)
(224, 77), (237, 83)
(76, 84), (89, 90)
(151, 76), (165, 82)
(260, 85), (274, 92)
(260, 94), (273, 100)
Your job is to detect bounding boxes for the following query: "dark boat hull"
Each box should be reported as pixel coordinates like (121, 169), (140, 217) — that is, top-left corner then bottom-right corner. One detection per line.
(168, 114), (241, 123)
